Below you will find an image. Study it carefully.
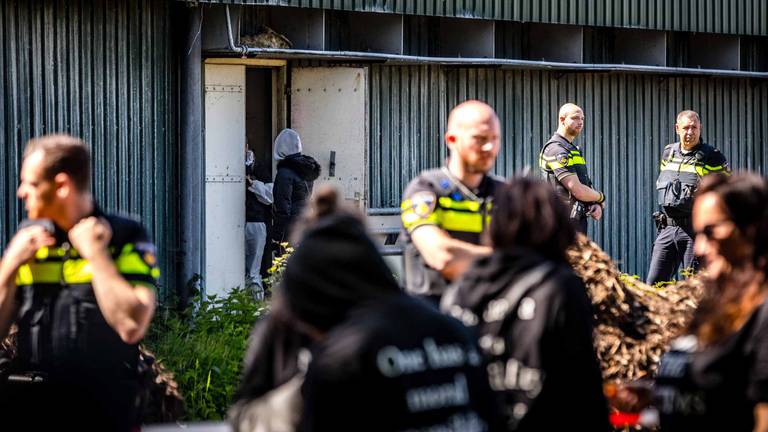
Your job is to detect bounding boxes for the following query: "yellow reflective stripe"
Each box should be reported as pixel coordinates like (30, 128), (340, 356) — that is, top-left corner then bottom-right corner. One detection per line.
(63, 259), (93, 284)
(547, 161), (565, 169)
(34, 247), (70, 260)
(403, 213), (439, 231)
(441, 209), (483, 233)
(400, 199), (413, 210)
(705, 164), (724, 171)
(16, 262), (63, 285)
(568, 156), (586, 166)
(438, 197), (481, 212)
(660, 162), (698, 174)
(115, 251), (153, 277)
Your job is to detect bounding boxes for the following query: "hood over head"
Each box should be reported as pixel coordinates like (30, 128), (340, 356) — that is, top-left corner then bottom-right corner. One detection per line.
(274, 128), (302, 160)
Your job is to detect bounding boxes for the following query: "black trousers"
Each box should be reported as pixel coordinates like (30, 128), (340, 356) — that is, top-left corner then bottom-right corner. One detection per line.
(646, 225), (698, 285)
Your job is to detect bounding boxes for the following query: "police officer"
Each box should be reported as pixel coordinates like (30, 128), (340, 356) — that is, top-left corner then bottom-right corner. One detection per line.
(0, 135), (159, 430)
(401, 100), (503, 305)
(646, 110), (730, 285)
(540, 103), (605, 234)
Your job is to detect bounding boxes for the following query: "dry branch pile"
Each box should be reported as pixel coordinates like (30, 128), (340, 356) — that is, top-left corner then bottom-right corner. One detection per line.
(567, 234), (705, 382)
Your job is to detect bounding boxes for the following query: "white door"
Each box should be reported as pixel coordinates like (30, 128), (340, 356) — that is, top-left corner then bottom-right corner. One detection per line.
(204, 64), (246, 298)
(290, 67), (367, 208)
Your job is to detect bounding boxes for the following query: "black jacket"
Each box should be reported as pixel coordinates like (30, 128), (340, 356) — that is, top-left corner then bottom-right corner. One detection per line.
(272, 154), (321, 242)
(246, 160), (272, 223)
(442, 248), (610, 431)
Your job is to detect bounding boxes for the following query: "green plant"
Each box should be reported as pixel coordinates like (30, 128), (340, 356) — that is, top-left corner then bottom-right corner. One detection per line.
(144, 285), (269, 420)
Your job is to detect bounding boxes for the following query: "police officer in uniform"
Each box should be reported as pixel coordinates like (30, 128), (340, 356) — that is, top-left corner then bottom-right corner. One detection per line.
(0, 135), (159, 430)
(401, 100), (504, 305)
(645, 110), (730, 285)
(540, 103), (605, 234)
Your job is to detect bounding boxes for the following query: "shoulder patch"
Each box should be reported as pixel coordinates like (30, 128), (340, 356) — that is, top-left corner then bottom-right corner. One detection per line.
(558, 154), (569, 166)
(410, 191), (437, 217)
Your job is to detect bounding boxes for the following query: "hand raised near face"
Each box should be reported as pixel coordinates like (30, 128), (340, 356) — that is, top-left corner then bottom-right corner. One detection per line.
(68, 217), (112, 260)
(2, 226), (56, 269)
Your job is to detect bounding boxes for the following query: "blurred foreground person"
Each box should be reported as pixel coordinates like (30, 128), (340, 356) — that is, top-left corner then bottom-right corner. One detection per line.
(0, 135), (158, 431)
(442, 177), (610, 431)
(232, 187), (502, 432)
(655, 172), (768, 431)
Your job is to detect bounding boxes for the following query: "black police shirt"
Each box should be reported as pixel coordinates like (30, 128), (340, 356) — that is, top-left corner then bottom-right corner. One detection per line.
(299, 293), (503, 432)
(655, 301), (768, 431)
(400, 168), (502, 298)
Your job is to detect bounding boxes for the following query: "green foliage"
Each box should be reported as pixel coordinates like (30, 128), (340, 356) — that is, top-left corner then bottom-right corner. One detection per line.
(144, 285), (269, 420)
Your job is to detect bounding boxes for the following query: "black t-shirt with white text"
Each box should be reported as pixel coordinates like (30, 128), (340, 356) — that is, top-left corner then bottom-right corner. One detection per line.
(300, 293), (503, 432)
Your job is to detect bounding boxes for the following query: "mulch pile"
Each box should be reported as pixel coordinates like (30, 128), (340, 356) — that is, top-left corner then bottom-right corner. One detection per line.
(567, 234), (706, 382)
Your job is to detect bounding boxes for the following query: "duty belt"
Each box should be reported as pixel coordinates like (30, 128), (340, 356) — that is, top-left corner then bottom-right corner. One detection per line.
(666, 216), (691, 228)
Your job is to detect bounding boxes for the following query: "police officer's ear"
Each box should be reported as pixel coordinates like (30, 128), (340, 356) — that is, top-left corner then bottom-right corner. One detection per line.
(53, 172), (74, 199)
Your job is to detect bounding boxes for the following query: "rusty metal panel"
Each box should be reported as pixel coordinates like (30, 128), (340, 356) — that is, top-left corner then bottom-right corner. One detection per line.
(0, 0), (177, 297)
(369, 64), (768, 276)
(184, 0), (768, 36)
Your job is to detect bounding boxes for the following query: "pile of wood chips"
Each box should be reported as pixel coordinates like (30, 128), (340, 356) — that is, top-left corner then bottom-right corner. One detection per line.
(567, 234), (706, 382)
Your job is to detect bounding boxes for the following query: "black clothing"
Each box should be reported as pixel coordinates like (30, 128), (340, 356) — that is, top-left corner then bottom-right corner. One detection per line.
(281, 213), (400, 333)
(1, 207), (159, 431)
(442, 248), (610, 431)
(645, 225), (697, 284)
(235, 316), (312, 401)
(400, 167), (503, 299)
(655, 142), (729, 219)
(655, 301), (768, 431)
(272, 154), (321, 243)
(539, 133), (595, 234)
(646, 142), (729, 284)
(300, 293), (503, 432)
(246, 160), (272, 223)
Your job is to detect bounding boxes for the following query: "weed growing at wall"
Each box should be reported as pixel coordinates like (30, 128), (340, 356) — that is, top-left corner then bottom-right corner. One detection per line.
(145, 286), (269, 420)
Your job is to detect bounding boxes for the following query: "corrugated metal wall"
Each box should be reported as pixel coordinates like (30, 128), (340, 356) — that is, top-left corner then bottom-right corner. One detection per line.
(0, 0), (177, 297)
(369, 65), (768, 276)
(186, 0), (768, 36)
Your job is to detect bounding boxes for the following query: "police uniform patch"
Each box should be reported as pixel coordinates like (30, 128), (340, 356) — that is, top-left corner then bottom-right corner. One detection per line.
(410, 191), (437, 217)
(558, 154), (569, 166)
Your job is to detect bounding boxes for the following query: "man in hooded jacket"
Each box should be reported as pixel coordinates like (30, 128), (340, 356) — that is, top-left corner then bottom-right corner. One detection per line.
(272, 128), (321, 245)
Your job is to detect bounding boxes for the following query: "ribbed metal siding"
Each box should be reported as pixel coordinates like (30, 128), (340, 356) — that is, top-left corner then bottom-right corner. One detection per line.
(185, 0), (768, 36)
(370, 65), (768, 276)
(0, 0), (177, 297)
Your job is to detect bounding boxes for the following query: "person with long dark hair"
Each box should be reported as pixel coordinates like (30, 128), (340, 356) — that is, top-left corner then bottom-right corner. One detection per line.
(655, 172), (768, 431)
(232, 186), (503, 432)
(441, 176), (610, 431)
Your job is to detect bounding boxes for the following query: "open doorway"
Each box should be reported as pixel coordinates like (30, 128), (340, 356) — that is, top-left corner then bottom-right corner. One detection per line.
(203, 59), (285, 298)
(245, 67), (276, 291)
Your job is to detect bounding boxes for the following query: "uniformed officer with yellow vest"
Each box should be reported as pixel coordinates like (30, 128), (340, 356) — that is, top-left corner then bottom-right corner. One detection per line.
(540, 103), (605, 234)
(401, 100), (503, 305)
(646, 110), (730, 284)
(0, 135), (158, 431)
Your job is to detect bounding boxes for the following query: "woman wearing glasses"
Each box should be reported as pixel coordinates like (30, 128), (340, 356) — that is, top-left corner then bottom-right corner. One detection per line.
(655, 172), (768, 431)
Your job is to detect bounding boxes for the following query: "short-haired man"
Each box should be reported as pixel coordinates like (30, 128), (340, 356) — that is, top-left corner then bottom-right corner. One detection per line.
(400, 100), (503, 305)
(540, 103), (605, 234)
(646, 110), (730, 284)
(0, 135), (159, 430)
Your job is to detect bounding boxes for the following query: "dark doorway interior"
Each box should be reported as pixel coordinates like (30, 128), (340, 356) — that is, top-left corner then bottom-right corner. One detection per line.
(246, 68), (273, 170)
(245, 68), (274, 280)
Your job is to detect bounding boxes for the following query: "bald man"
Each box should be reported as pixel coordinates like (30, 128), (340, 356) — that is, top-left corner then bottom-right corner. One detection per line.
(539, 103), (605, 234)
(400, 100), (503, 305)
